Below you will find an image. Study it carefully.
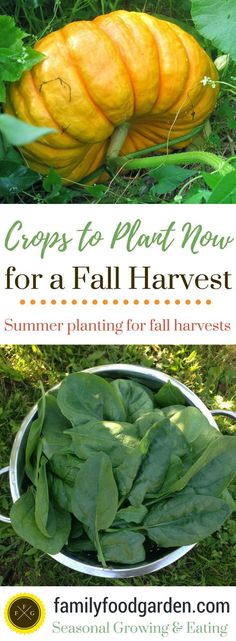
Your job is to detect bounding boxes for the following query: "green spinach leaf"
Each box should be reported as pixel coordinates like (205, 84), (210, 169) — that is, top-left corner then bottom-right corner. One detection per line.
(114, 447), (143, 497)
(111, 379), (154, 421)
(14, 373), (236, 566)
(155, 382), (187, 407)
(170, 407), (220, 459)
(162, 405), (186, 418)
(41, 393), (73, 459)
(144, 492), (231, 546)
(10, 487), (71, 554)
(48, 472), (73, 512)
(35, 457), (53, 538)
(71, 453), (119, 566)
(135, 409), (165, 437)
(163, 435), (236, 497)
(69, 519), (84, 540)
(25, 385), (46, 484)
(129, 420), (172, 505)
(58, 373), (126, 424)
(67, 420), (137, 468)
(114, 505), (148, 525)
(49, 453), (82, 485)
(188, 436), (236, 496)
(66, 537), (96, 553)
(101, 530), (146, 564)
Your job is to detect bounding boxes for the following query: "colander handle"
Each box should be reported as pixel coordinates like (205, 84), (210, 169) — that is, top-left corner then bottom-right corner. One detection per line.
(211, 409), (236, 420)
(0, 466), (11, 524)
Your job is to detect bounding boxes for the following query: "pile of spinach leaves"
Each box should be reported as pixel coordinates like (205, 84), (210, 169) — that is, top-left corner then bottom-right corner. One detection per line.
(10, 373), (236, 568)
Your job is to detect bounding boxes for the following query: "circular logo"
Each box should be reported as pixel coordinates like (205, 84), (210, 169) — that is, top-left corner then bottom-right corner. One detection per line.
(4, 594), (45, 634)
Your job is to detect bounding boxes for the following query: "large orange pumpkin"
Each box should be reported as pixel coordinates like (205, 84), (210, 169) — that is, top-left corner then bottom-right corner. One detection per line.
(5, 10), (219, 182)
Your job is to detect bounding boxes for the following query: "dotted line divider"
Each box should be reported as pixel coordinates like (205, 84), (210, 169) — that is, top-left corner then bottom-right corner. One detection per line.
(19, 299), (212, 306)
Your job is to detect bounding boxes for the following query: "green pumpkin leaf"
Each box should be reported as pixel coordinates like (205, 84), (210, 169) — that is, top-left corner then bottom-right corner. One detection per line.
(191, 0), (236, 61)
(0, 161), (40, 196)
(0, 115), (55, 146)
(207, 170), (236, 204)
(149, 166), (196, 196)
(0, 15), (45, 101)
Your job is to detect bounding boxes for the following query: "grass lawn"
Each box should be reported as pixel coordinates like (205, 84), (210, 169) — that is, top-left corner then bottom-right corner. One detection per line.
(0, 343), (235, 586)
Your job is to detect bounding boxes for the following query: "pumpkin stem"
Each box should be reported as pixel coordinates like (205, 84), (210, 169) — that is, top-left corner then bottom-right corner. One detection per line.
(112, 150), (233, 176)
(106, 122), (130, 160)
